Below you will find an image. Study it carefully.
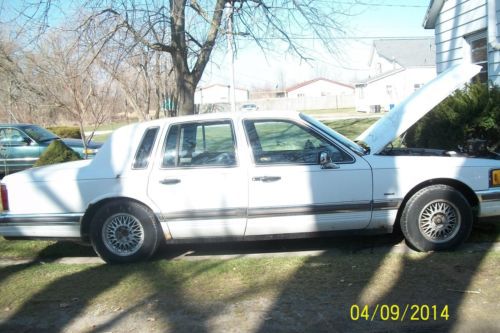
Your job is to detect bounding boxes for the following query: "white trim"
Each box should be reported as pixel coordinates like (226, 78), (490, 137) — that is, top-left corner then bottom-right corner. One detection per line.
(488, 0), (500, 50)
(0, 223), (80, 238)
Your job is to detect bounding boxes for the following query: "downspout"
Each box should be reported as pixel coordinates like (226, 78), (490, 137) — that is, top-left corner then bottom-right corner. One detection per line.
(488, 0), (500, 50)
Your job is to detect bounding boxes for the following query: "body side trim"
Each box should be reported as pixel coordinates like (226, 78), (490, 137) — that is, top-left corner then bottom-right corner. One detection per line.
(157, 200), (403, 221)
(0, 213), (83, 224)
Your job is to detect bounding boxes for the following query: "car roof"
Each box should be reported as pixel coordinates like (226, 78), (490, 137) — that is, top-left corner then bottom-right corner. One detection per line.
(128, 110), (302, 130)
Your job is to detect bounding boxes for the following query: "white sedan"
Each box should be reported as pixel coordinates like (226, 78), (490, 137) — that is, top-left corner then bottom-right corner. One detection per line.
(1, 63), (499, 263)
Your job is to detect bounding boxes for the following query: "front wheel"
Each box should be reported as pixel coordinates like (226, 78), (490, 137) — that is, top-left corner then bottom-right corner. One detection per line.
(400, 185), (473, 251)
(90, 200), (162, 263)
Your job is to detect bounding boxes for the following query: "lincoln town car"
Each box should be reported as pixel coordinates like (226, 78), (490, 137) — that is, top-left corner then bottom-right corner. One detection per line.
(0, 63), (499, 263)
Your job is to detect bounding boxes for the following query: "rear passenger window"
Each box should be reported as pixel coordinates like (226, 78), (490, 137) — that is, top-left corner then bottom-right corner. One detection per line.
(132, 127), (159, 169)
(162, 121), (236, 168)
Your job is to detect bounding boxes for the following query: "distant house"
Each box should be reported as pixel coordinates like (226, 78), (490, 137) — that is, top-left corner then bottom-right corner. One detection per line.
(195, 84), (249, 104)
(423, 0), (500, 84)
(355, 38), (436, 112)
(286, 78), (354, 98)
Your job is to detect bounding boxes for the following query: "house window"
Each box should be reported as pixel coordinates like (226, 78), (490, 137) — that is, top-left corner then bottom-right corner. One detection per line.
(356, 85), (365, 99)
(414, 83), (423, 91)
(386, 85), (393, 97)
(467, 31), (488, 83)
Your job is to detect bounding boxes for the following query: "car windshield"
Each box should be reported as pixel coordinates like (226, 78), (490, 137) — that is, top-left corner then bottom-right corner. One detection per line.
(300, 113), (367, 156)
(22, 125), (59, 142)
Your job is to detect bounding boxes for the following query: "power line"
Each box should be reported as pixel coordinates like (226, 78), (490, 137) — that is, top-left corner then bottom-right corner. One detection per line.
(235, 35), (433, 41)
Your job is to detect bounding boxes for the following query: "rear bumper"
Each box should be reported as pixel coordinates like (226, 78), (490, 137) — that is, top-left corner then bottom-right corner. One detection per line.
(0, 213), (82, 238)
(476, 189), (500, 218)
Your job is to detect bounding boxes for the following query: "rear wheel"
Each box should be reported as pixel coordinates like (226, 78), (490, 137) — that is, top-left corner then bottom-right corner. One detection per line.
(401, 185), (473, 251)
(90, 200), (161, 263)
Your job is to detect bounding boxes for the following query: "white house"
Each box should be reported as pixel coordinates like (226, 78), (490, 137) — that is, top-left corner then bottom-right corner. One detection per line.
(286, 78), (354, 98)
(423, 0), (500, 85)
(195, 84), (249, 104)
(355, 38), (437, 112)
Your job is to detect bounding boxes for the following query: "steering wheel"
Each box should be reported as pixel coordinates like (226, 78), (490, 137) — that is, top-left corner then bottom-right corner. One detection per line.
(214, 152), (231, 165)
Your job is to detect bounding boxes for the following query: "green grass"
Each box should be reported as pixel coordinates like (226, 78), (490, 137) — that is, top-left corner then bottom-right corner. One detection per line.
(301, 107), (356, 115)
(90, 134), (110, 143)
(1, 251), (499, 332)
(84, 121), (134, 132)
(83, 113), (377, 144)
(0, 238), (95, 260)
(324, 118), (377, 140)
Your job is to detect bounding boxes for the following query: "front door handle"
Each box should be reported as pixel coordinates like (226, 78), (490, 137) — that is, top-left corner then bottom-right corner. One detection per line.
(159, 178), (181, 185)
(252, 176), (281, 182)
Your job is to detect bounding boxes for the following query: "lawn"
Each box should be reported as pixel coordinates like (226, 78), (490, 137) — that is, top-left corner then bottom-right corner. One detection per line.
(0, 245), (499, 332)
(84, 116), (379, 144)
(301, 107), (357, 116)
(324, 118), (377, 140)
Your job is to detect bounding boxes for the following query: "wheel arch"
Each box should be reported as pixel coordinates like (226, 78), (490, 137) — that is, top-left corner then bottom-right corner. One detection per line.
(80, 196), (158, 244)
(395, 178), (479, 231)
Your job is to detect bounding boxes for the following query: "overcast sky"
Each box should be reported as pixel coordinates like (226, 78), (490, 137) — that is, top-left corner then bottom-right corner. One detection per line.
(202, 0), (434, 89)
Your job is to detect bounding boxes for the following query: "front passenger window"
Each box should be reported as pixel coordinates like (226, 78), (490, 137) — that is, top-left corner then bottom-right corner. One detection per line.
(244, 120), (352, 165)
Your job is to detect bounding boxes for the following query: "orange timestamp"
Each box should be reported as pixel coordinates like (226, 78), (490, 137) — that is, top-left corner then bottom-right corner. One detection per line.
(350, 304), (450, 321)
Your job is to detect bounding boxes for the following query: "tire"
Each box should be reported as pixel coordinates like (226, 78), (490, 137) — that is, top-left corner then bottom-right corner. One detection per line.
(90, 200), (162, 263)
(400, 185), (473, 252)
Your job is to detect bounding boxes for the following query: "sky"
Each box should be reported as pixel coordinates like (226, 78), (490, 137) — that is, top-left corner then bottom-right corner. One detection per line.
(0, 0), (435, 90)
(202, 0), (434, 89)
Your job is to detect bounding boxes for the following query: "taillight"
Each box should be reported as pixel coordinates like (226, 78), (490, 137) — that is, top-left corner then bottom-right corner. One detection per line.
(1, 184), (9, 211)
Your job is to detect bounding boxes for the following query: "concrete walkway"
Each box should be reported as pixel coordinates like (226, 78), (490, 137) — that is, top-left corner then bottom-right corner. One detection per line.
(1, 241), (499, 267)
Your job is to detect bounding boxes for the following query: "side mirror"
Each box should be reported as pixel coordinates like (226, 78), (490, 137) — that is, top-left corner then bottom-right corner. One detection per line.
(319, 151), (339, 169)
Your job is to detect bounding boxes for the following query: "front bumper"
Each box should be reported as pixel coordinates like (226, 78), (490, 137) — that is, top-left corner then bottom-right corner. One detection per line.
(476, 189), (500, 218)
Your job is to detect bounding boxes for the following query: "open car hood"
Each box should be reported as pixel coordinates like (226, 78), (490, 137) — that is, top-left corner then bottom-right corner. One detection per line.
(356, 63), (481, 154)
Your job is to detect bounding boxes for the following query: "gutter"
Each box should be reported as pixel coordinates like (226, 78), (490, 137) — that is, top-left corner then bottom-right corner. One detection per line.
(423, 0), (445, 29)
(489, 0), (500, 50)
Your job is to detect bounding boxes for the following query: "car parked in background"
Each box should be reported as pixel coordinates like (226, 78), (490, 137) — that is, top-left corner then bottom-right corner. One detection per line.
(0, 124), (101, 176)
(0, 63), (499, 264)
(240, 103), (259, 111)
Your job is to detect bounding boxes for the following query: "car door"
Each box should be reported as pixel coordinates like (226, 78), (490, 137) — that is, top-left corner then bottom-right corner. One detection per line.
(147, 120), (248, 239)
(0, 127), (41, 174)
(243, 118), (373, 237)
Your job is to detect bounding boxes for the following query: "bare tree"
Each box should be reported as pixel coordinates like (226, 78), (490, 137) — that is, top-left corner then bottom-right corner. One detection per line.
(4, 0), (354, 116)
(0, 37), (48, 123)
(32, 32), (113, 151)
(97, 42), (176, 121)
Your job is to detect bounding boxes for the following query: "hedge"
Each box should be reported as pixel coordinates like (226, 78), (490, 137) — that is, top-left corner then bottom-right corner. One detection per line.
(47, 126), (81, 139)
(34, 140), (82, 167)
(405, 82), (500, 152)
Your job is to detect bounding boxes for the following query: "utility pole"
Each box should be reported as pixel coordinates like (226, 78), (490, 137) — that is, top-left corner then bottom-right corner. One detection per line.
(225, 1), (236, 112)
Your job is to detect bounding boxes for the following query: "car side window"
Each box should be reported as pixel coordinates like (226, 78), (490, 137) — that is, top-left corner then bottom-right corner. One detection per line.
(162, 121), (237, 168)
(0, 128), (28, 146)
(244, 120), (352, 165)
(132, 127), (159, 169)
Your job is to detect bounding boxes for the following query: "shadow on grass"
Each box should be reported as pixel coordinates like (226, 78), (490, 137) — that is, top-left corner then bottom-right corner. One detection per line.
(0, 228), (498, 332)
(254, 227), (500, 333)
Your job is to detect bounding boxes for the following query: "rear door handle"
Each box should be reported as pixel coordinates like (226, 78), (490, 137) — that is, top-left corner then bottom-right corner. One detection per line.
(252, 176), (281, 182)
(159, 178), (181, 185)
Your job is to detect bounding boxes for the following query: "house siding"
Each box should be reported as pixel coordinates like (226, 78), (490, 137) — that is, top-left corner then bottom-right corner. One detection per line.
(433, 0), (500, 85)
(287, 80), (353, 98)
(355, 67), (436, 112)
(195, 85), (248, 104)
(490, 3), (500, 83)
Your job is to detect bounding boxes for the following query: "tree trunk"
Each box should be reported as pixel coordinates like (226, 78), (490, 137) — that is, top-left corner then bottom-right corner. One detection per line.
(176, 74), (196, 116)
